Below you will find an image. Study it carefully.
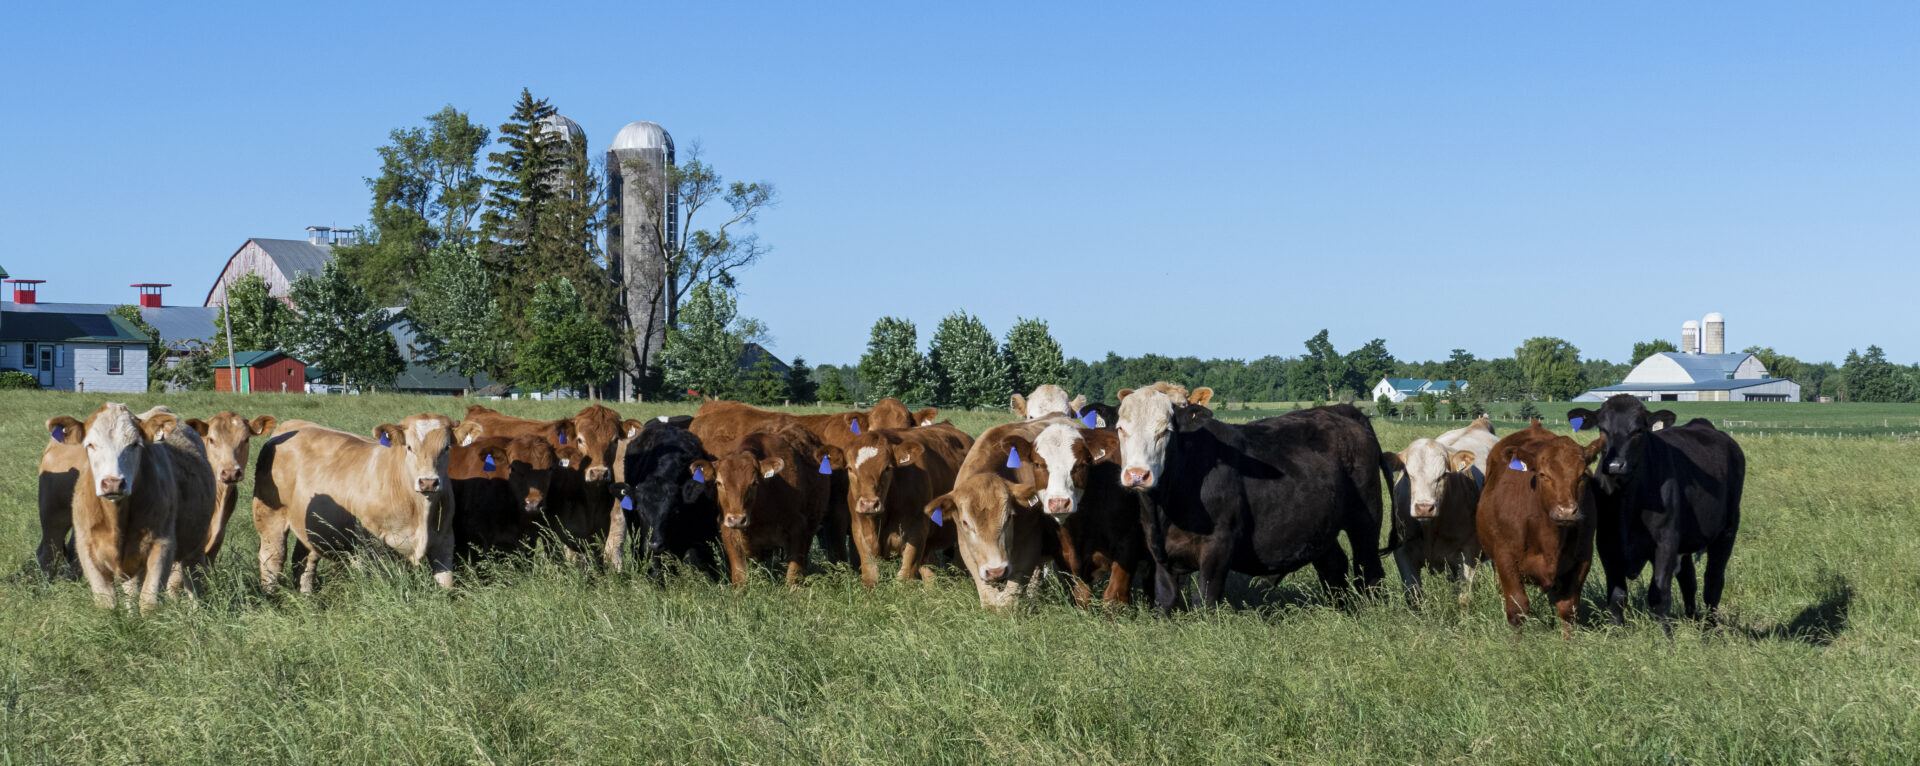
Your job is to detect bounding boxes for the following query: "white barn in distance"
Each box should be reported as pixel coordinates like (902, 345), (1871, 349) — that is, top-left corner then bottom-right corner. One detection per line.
(1576, 312), (1801, 402)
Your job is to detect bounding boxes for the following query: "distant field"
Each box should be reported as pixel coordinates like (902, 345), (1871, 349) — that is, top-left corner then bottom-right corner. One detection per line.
(3, 390), (1917, 763)
(1232, 400), (1920, 438)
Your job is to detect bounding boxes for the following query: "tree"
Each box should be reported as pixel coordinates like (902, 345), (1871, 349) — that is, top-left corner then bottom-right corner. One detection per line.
(817, 372), (853, 405)
(859, 317), (933, 403)
(928, 311), (1012, 409)
(1300, 329), (1347, 401)
(1842, 346), (1914, 403)
(1344, 338), (1396, 395)
(1632, 339), (1679, 366)
(1742, 346), (1803, 383)
(214, 273), (292, 352)
(1444, 349), (1476, 382)
(1445, 383), (1469, 420)
(658, 282), (753, 401)
(407, 242), (503, 384)
(743, 356), (791, 405)
(333, 106), (489, 306)
(1515, 337), (1584, 401)
(1003, 317), (1067, 396)
(110, 305), (208, 392)
(1375, 392), (1397, 418)
(1417, 391), (1440, 419)
(786, 356), (817, 404)
(480, 89), (569, 332)
(286, 262), (406, 390)
(517, 277), (623, 396)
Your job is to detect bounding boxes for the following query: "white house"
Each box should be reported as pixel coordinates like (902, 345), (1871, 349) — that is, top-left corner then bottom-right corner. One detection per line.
(1372, 377), (1469, 403)
(1, 280), (152, 393)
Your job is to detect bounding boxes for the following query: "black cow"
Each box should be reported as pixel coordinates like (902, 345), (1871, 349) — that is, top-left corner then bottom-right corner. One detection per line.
(1568, 394), (1744, 632)
(1074, 402), (1120, 429)
(1115, 387), (1387, 611)
(610, 422), (721, 576)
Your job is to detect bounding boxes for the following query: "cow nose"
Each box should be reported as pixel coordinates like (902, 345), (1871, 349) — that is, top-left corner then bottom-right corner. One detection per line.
(647, 537), (666, 550)
(723, 515), (749, 529)
(1413, 502), (1436, 518)
(855, 497), (882, 515)
(1551, 504), (1582, 522)
(982, 565), (1009, 582)
(585, 466), (610, 482)
(523, 499), (544, 514)
(219, 467), (242, 484)
(1606, 460), (1628, 475)
(1123, 468), (1152, 488)
(97, 476), (126, 496)
(415, 476), (441, 493)
(1046, 497), (1072, 515)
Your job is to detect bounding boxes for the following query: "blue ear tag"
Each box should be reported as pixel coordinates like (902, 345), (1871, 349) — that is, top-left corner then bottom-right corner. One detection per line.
(931, 509), (944, 526)
(692, 467), (705, 483)
(380, 432), (391, 447)
(849, 420), (861, 434)
(620, 495), (633, 510)
(483, 454), (496, 472)
(1006, 449), (1022, 469)
(1509, 458), (1526, 471)
(1081, 411), (1098, 428)
(819, 456), (834, 474)
(51, 425), (64, 442)
(1570, 416), (1585, 432)
(558, 429), (568, 445)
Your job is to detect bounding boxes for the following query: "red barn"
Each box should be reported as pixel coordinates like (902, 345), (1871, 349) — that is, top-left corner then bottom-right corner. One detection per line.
(212, 350), (306, 394)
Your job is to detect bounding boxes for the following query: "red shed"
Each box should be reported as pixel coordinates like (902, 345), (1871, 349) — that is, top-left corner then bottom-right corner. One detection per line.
(212, 350), (306, 394)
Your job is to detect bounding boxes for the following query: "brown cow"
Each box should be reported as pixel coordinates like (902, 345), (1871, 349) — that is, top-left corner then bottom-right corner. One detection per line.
(814, 423), (972, 587)
(252, 414), (457, 593)
(1383, 438), (1484, 606)
(51, 404), (213, 611)
(35, 418), (85, 578)
(458, 404), (638, 561)
(184, 411), (276, 563)
(1475, 421), (1606, 638)
(449, 433), (584, 560)
(1010, 422), (1142, 607)
(691, 423), (831, 585)
(923, 417), (1064, 608)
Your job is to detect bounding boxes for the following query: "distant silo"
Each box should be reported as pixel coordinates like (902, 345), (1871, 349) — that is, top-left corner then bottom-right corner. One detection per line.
(540, 114), (586, 145)
(1681, 320), (1699, 355)
(1703, 312), (1725, 355)
(606, 121), (677, 400)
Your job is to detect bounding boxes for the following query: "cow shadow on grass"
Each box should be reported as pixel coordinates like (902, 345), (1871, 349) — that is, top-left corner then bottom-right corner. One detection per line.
(1561, 568), (1851, 645)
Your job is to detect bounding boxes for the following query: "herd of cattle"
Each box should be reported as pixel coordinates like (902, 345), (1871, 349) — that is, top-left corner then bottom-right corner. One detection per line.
(32, 385), (1746, 635)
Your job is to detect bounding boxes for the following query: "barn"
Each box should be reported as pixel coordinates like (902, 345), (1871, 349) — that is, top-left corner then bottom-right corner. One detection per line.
(1575, 312), (1802, 402)
(211, 350), (307, 394)
(203, 228), (351, 307)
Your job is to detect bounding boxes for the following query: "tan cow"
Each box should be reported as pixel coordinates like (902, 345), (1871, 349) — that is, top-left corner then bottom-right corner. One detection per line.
(184, 411), (276, 563)
(251, 414), (457, 593)
(814, 423), (972, 587)
(51, 404), (213, 611)
(1010, 384), (1088, 421)
(923, 417), (1068, 608)
(36, 418), (85, 578)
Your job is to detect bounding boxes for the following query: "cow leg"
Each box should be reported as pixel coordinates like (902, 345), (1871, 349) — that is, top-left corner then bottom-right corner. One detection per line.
(1648, 546), (1680, 638)
(1057, 527), (1092, 609)
(1152, 565), (1184, 615)
(1458, 559), (1477, 608)
(206, 484), (238, 564)
(1676, 555), (1699, 620)
(1393, 548), (1422, 607)
(294, 539), (319, 595)
(1195, 544), (1236, 610)
(1603, 565), (1630, 627)
(1310, 545), (1353, 606)
(140, 540), (173, 614)
(1103, 560), (1135, 606)
(896, 516), (927, 583)
(1494, 561), (1529, 632)
(723, 534), (751, 587)
(603, 505), (628, 574)
(850, 513), (883, 588)
(74, 540), (116, 610)
(35, 478), (77, 579)
(254, 500), (288, 595)
(1702, 534), (1735, 624)
(428, 531), (455, 590)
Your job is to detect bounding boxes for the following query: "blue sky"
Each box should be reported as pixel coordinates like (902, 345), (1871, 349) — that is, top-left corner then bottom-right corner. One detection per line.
(3, 3), (1915, 366)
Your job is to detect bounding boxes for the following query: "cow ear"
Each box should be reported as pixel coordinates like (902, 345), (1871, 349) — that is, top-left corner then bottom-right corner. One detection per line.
(1566, 408), (1596, 433)
(924, 493), (956, 520)
(453, 421), (483, 447)
(1069, 394), (1087, 414)
(759, 457), (785, 479)
(813, 445), (846, 472)
(1009, 394), (1028, 417)
(1116, 388), (1135, 401)
(248, 415), (278, 436)
(374, 424), (405, 447)
(689, 459), (714, 484)
(556, 420), (580, 446)
(555, 444), (587, 469)
(1582, 434), (1607, 466)
(185, 418), (211, 438)
(1381, 451), (1405, 476)
(895, 441), (924, 466)
(138, 413), (180, 442)
(622, 419), (645, 439)
(1009, 482), (1042, 509)
(1082, 429), (1121, 464)
(48, 416), (85, 445)
(1188, 387), (1215, 407)
(479, 445), (511, 473)
(1002, 435), (1036, 471)
(1449, 450), (1477, 474)
(1649, 411), (1676, 432)
(913, 407), (939, 427)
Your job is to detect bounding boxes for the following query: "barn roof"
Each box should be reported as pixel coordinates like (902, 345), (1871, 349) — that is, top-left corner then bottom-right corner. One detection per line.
(211, 350), (297, 368)
(250, 239), (335, 282)
(1651, 352), (1753, 382)
(1586, 378), (1782, 393)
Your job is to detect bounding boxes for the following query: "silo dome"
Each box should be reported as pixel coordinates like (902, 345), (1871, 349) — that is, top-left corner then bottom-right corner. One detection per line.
(1682, 320), (1699, 329)
(540, 114), (585, 142)
(1703, 312), (1724, 323)
(611, 121), (673, 152)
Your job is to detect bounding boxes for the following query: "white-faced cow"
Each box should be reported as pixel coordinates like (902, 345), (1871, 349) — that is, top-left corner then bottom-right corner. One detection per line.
(1013, 421), (1143, 607)
(1382, 435), (1484, 606)
(1010, 384), (1087, 421)
(51, 404), (215, 611)
(1568, 394), (1744, 632)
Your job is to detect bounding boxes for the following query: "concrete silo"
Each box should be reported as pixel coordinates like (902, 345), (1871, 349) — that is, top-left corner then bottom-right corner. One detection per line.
(1681, 320), (1699, 355)
(606, 121), (677, 400)
(1703, 312), (1725, 355)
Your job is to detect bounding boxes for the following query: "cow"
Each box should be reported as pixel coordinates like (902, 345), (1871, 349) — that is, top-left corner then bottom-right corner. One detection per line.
(49, 404), (213, 611)
(610, 421), (721, 576)
(1382, 436), (1484, 606)
(1076, 402), (1119, 429)
(458, 404), (638, 562)
(449, 433), (584, 561)
(1568, 394), (1745, 631)
(1012, 421), (1144, 607)
(691, 423), (831, 585)
(814, 422), (972, 587)
(183, 411), (276, 563)
(1475, 421), (1606, 638)
(1116, 387), (1387, 612)
(922, 417), (1066, 608)
(36, 417), (85, 578)
(1010, 385), (1088, 421)
(251, 414), (457, 593)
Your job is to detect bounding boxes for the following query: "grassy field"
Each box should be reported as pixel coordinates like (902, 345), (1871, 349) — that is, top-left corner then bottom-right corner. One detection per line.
(1238, 400), (1920, 439)
(3, 391), (1918, 763)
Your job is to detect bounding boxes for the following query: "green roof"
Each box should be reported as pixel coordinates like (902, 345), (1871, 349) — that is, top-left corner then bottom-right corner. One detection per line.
(211, 350), (297, 368)
(0, 309), (150, 343)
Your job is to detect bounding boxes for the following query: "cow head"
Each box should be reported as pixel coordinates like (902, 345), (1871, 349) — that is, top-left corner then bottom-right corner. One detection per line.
(67, 403), (168, 500)
(1494, 428), (1605, 526)
(815, 434), (925, 517)
(478, 435), (562, 516)
(568, 405), (626, 485)
(614, 429), (716, 552)
(924, 474), (1040, 584)
(913, 408), (939, 427)
(1115, 385), (1213, 490)
(186, 411), (276, 486)
(377, 414), (455, 496)
(1015, 423), (1120, 518)
(1383, 438), (1477, 520)
(701, 450), (785, 530)
(1567, 394), (1675, 491)
(1012, 385), (1076, 420)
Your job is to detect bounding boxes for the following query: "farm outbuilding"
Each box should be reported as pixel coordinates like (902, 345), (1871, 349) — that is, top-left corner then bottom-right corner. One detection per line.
(1576, 313), (1800, 402)
(212, 350), (306, 394)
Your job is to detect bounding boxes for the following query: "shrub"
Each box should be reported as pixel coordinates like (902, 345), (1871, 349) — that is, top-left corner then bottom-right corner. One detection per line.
(0, 371), (37, 390)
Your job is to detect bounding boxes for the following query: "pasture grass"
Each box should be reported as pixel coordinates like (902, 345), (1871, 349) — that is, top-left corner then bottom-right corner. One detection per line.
(3, 390), (1919, 763)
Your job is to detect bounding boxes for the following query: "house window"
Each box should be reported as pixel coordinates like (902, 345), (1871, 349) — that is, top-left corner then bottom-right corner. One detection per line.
(108, 347), (123, 375)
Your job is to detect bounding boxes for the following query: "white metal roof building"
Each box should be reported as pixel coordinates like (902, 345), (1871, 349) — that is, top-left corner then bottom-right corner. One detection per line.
(1576, 313), (1800, 402)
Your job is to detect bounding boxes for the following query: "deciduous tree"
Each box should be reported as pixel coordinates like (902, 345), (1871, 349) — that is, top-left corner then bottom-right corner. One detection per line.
(286, 262), (406, 390)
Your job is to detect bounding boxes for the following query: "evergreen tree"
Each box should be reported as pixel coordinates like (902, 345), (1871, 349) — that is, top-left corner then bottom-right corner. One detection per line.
(744, 355), (790, 405)
(408, 242), (504, 384)
(1418, 391), (1439, 419)
(1632, 339), (1679, 365)
(1375, 392), (1397, 418)
(214, 273), (293, 351)
(927, 311), (1011, 409)
(658, 282), (749, 400)
(1444, 348), (1476, 382)
(480, 89), (567, 332)
(517, 277), (623, 396)
(286, 262), (406, 390)
(1518, 400), (1541, 420)
(859, 317), (932, 403)
(1515, 337), (1584, 401)
(786, 355), (817, 404)
(1002, 317), (1067, 396)
(334, 105), (489, 306)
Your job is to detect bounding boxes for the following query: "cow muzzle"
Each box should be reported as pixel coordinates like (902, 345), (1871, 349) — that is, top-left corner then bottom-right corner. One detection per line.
(97, 476), (128, 499)
(980, 564), (1010, 583)
(1045, 497), (1073, 516)
(1412, 502), (1437, 519)
(415, 476), (441, 494)
(1606, 459), (1630, 476)
(523, 498), (545, 514)
(219, 466), (243, 484)
(1549, 504), (1582, 524)
(1122, 468), (1154, 488)
(585, 466), (610, 483)
(723, 514), (750, 529)
(854, 497), (882, 516)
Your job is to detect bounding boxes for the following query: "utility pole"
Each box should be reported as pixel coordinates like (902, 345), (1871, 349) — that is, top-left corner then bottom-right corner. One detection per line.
(222, 285), (242, 395)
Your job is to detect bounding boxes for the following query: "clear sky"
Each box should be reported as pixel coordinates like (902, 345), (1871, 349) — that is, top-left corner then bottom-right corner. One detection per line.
(4, 3), (1915, 366)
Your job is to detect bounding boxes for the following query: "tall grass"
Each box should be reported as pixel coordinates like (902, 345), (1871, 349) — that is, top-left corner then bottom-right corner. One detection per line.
(2, 391), (1917, 763)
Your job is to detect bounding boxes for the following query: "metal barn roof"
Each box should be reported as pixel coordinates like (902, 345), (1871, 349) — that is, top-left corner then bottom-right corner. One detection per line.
(251, 239), (335, 281)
